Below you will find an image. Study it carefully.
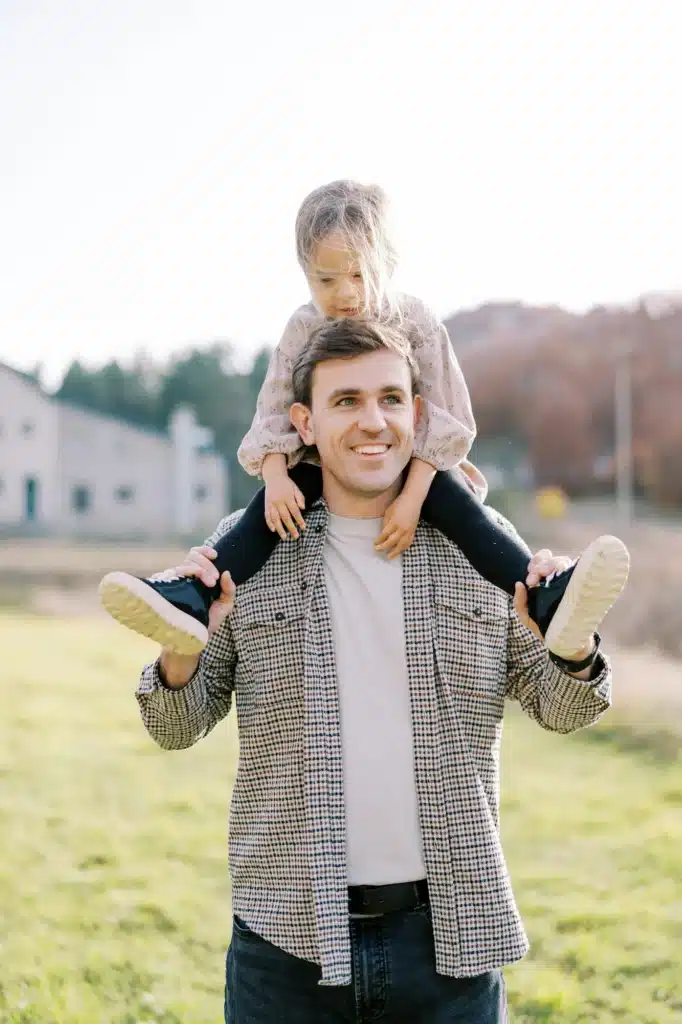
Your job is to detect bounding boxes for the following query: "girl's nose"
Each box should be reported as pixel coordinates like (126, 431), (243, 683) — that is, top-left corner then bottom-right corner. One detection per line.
(337, 276), (358, 300)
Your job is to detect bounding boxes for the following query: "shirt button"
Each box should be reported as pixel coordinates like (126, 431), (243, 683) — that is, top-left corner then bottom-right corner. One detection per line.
(275, 611), (285, 622)
(473, 607), (482, 618)
(314, 525), (322, 533)
(301, 582), (307, 591)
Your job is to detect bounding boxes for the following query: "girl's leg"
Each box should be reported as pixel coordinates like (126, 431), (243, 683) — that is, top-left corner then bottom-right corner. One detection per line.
(212, 463), (323, 585)
(421, 470), (630, 657)
(98, 463), (324, 655)
(421, 470), (530, 596)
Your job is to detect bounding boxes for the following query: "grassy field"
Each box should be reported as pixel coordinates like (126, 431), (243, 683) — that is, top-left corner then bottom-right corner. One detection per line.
(0, 612), (681, 1024)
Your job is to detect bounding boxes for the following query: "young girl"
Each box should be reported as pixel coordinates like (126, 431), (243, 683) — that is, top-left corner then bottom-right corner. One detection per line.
(99, 180), (629, 663)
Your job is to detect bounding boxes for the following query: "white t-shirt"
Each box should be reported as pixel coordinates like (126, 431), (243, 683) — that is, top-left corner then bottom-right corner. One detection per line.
(323, 513), (426, 886)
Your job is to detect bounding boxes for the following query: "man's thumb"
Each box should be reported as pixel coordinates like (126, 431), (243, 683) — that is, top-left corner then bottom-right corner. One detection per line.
(216, 571), (234, 602)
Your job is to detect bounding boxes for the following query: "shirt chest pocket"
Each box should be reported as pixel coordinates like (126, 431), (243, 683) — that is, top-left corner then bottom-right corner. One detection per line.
(433, 582), (508, 696)
(233, 584), (307, 708)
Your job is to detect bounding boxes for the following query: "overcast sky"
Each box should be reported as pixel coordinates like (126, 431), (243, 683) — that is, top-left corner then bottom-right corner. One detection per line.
(1, 0), (680, 385)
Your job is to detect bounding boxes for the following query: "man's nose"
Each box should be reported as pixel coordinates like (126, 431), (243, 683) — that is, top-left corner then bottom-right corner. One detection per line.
(357, 401), (387, 432)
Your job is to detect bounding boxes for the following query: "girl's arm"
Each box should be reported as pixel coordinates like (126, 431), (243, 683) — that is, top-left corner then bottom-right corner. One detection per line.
(408, 300), (477, 472)
(393, 298), (482, 513)
(237, 310), (312, 478)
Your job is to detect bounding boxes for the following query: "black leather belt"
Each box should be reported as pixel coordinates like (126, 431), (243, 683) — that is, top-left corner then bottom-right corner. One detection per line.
(348, 879), (429, 916)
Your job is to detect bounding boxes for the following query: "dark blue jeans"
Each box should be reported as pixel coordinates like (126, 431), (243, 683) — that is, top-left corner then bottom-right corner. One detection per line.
(224, 905), (508, 1023)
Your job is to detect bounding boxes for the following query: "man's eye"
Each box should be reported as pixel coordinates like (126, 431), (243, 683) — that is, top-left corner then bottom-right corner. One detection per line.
(319, 277), (332, 285)
(353, 273), (363, 280)
(383, 395), (402, 405)
(337, 397), (356, 407)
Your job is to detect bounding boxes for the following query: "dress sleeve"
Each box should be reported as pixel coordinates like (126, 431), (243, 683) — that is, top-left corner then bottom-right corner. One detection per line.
(237, 310), (311, 477)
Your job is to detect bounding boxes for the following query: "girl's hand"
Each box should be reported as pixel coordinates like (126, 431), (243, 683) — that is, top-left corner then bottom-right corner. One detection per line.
(265, 473), (306, 540)
(375, 492), (422, 559)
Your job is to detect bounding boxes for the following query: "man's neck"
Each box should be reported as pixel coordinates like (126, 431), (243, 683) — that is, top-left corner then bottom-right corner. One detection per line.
(322, 478), (402, 519)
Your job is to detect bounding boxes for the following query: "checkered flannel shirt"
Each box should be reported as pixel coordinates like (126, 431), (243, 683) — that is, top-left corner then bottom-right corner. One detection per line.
(136, 502), (612, 987)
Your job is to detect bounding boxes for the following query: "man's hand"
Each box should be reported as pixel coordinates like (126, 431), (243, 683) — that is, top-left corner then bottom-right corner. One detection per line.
(159, 547), (236, 689)
(172, 545), (235, 624)
(514, 548), (595, 674)
(375, 492), (421, 559)
(514, 547), (574, 641)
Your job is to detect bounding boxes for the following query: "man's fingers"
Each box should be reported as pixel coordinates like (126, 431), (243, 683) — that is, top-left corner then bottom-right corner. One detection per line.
(526, 548), (553, 585)
(216, 571), (235, 603)
(513, 581), (528, 616)
(526, 551), (574, 585)
(206, 572), (236, 638)
(186, 551), (220, 586)
(514, 582), (543, 640)
(192, 546), (217, 560)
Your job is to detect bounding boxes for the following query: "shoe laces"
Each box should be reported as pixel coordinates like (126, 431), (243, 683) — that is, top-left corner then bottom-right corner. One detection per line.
(149, 568), (186, 583)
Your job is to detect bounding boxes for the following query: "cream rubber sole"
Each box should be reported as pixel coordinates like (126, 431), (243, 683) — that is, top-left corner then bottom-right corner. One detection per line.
(98, 571), (209, 654)
(543, 535), (630, 658)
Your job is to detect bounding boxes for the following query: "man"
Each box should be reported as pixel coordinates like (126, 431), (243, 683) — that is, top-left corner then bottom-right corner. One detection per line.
(137, 319), (615, 1023)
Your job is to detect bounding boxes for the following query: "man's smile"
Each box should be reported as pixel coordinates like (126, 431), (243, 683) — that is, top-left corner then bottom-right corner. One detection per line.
(350, 443), (391, 458)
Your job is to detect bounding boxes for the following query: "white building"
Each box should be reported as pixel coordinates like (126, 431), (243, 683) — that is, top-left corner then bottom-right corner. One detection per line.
(0, 361), (229, 539)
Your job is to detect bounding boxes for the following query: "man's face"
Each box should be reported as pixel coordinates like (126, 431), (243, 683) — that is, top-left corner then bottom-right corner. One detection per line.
(291, 349), (421, 511)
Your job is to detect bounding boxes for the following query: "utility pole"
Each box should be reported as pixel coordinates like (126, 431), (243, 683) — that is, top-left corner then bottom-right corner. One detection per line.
(614, 338), (634, 525)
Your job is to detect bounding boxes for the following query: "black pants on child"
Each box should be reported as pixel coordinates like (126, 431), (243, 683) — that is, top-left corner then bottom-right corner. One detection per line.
(212, 463), (530, 596)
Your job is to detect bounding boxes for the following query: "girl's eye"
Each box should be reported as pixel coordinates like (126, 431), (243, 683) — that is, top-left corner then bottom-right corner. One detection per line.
(319, 277), (333, 285)
(353, 273), (363, 280)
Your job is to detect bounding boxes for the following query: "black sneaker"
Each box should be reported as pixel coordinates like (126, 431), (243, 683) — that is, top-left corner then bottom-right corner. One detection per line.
(526, 535), (630, 658)
(98, 570), (219, 654)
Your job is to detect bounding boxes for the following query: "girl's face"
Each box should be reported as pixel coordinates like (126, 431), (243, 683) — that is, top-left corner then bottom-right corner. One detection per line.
(306, 231), (369, 318)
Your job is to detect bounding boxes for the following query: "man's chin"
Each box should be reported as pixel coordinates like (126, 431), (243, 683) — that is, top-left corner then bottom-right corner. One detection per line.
(346, 470), (404, 497)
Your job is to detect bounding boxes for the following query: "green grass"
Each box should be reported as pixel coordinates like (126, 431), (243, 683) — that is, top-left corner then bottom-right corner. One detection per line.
(0, 612), (680, 1023)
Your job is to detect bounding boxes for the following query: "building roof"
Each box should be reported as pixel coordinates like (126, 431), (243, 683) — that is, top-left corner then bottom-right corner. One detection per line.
(1, 359), (226, 457)
(51, 392), (170, 439)
(0, 360), (43, 391)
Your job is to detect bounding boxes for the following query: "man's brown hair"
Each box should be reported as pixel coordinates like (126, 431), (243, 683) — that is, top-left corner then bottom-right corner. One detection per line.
(291, 317), (420, 408)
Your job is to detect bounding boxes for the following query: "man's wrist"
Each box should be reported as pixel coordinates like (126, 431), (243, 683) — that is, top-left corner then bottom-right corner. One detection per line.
(549, 633), (601, 676)
(158, 651), (200, 690)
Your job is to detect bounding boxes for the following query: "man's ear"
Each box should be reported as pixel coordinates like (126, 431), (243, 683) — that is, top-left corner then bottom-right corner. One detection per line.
(290, 402), (315, 446)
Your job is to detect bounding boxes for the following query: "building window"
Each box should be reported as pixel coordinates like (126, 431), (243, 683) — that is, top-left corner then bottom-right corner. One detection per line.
(195, 485), (208, 502)
(115, 486), (135, 503)
(21, 420), (35, 437)
(72, 485), (92, 514)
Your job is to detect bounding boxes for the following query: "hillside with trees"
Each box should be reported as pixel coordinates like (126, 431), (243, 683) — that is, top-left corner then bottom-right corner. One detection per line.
(51, 295), (682, 510)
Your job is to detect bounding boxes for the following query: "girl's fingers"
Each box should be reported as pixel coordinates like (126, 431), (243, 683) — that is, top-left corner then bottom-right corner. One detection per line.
(269, 508), (288, 541)
(288, 500), (306, 531)
(277, 504), (299, 539)
(375, 528), (401, 553)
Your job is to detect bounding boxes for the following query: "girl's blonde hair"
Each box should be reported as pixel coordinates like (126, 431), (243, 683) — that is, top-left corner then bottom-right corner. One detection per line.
(294, 179), (400, 318)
